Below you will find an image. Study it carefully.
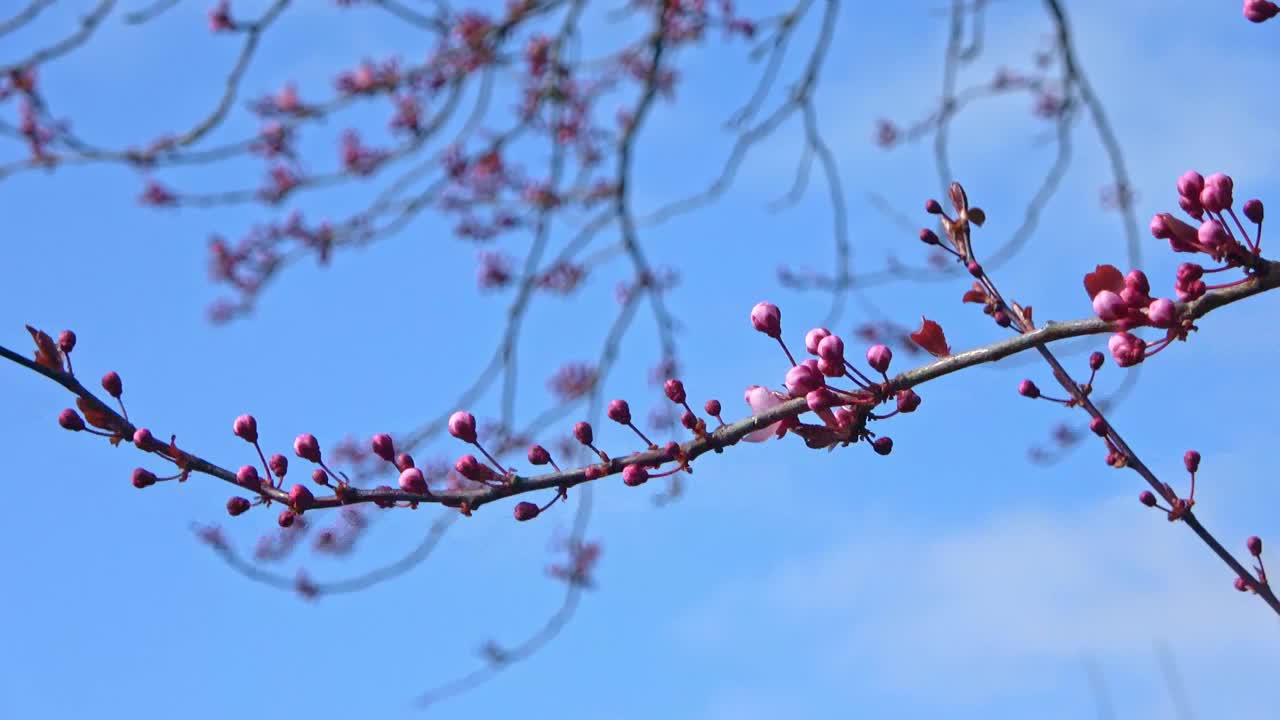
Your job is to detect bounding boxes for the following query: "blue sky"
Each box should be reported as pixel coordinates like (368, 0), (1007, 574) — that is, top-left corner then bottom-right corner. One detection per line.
(2, 1), (1278, 718)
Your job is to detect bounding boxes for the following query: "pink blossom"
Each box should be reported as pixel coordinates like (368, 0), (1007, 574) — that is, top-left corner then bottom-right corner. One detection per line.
(742, 385), (786, 442)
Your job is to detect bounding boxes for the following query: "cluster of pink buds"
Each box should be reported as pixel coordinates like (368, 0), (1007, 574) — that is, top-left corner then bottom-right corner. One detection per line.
(1083, 266), (1181, 367)
(226, 413), (350, 524)
(1150, 172), (1262, 266)
(1084, 171), (1267, 368)
(747, 301), (918, 453)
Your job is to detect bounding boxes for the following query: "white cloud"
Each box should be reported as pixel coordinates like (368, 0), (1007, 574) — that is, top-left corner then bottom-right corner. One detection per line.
(674, 493), (1279, 713)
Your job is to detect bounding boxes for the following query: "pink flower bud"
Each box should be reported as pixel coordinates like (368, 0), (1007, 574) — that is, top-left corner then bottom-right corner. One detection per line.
(806, 388), (837, 412)
(1124, 270), (1149, 296)
(742, 385), (784, 442)
(278, 510), (297, 528)
(57, 330), (76, 354)
(1184, 450), (1200, 473)
(133, 427), (157, 450)
(448, 411), (478, 443)
(1207, 172), (1233, 193)
(1108, 332), (1146, 367)
(399, 467), (428, 494)
(804, 327), (832, 355)
(1245, 0), (1280, 22)
(1089, 352), (1104, 371)
(1089, 417), (1108, 437)
(513, 501), (540, 521)
(584, 465), (605, 480)
(293, 433), (321, 462)
(131, 468), (157, 488)
(527, 445), (550, 465)
(237, 465), (261, 490)
(925, 198), (942, 214)
(1119, 286), (1149, 311)
(816, 334), (844, 365)
(1176, 170), (1204, 199)
(1177, 261), (1205, 282)
(372, 487), (395, 508)
(1234, 576), (1250, 592)
(1198, 219), (1230, 254)
(1150, 213), (1198, 252)
(101, 371), (123, 398)
(1200, 174), (1233, 213)
(1179, 194), (1204, 220)
(1092, 290), (1127, 322)
(58, 408), (84, 431)
(919, 228), (940, 245)
(371, 433), (395, 462)
(1241, 198), (1263, 224)
(1018, 380), (1040, 398)
(395, 452), (414, 471)
(311, 468), (328, 485)
(681, 410), (697, 429)
(455, 454), (496, 482)
(664, 379), (686, 404)
(573, 421), (593, 445)
(233, 414), (258, 443)
(785, 361), (824, 396)
(704, 399), (722, 416)
(1247, 536), (1263, 556)
(1147, 298), (1176, 328)
(872, 437), (893, 455)
(896, 389), (921, 413)
(622, 465), (649, 486)
(1139, 490), (1157, 507)
(817, 358), (843, 377)
(607, 399), (632, 425)
(226, 497), (251, 516)
(289, 484), (315, 510)
(750, 302), (782, 338)
(966, 261), (983, 278)
(269, 453), (288, 478)
(1176, 278), (1206, 303)
(866, 344), (892, 374)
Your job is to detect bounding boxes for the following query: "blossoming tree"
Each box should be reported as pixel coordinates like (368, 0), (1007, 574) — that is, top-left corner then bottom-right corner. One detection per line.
(2, 0), (1277, 714)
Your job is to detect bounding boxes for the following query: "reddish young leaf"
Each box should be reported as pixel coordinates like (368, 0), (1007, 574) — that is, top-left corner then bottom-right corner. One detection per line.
(910, 317), (952, 357)
(792, 424), (843, 451)
(947, 181), (969, 215)
(167, 435), (192, 477)
(75, 396), (115, 431)
(25, 325), (64, 373)
(1083, 265), (1124, 300)
(961, 282), (989, 304)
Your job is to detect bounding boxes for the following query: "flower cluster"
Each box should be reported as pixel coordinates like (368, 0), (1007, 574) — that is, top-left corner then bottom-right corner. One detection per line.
(1090, 171), (1265, 367)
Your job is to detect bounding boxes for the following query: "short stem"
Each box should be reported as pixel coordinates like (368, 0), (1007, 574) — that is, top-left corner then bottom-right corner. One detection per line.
(628, 423), (654, 448)
(775, 336), (797, 366)
(474, 442), (507, 474)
